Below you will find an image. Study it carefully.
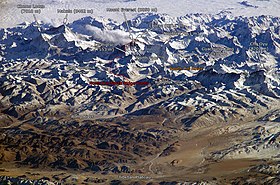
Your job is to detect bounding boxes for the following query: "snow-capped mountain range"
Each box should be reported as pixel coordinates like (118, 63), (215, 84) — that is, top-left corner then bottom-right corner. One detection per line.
(0, 13), (280, 128)
(1, 0), (280, 28)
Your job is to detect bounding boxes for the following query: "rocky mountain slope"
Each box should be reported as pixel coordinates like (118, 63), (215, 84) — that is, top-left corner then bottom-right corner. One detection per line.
(0, 13), (280, 184)
(0, 13), (280, 125)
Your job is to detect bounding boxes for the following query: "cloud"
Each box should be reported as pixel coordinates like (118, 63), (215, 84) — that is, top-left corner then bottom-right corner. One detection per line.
(85, 25), (131, 45)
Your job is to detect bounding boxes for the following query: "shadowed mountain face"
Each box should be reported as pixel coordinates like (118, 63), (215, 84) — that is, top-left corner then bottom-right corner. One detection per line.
(0, 13), (280, 184)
